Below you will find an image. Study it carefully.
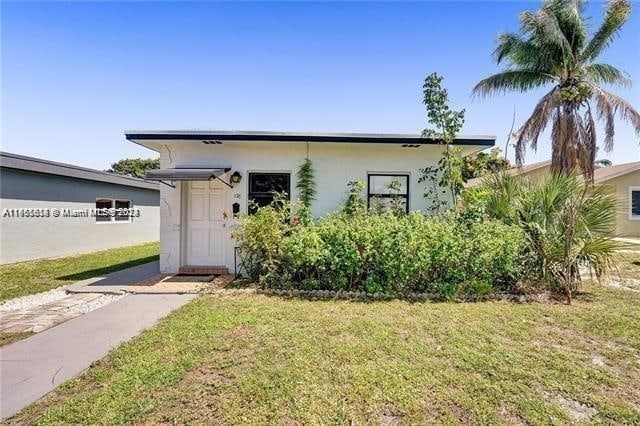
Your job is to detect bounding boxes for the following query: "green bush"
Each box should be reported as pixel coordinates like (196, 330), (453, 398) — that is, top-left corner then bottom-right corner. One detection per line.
(233, 206), (528, 299)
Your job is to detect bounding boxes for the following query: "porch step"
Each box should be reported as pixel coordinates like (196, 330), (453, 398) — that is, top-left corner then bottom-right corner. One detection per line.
(179, 265), (229, 276)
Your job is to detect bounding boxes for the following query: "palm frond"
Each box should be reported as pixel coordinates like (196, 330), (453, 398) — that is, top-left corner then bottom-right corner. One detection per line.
(514, 88), (561, 165)
(576, 106), (597, 182)
(582, 0), (632, 62)
(550, 0), (588, 55)
(520, 8), (570, 52)
(494, 33), (552, 71)
(592, 86), (640, 137)
(590, 87), (616, 151)
(584, 63), (632, 87)
(472, 71), (556, 99)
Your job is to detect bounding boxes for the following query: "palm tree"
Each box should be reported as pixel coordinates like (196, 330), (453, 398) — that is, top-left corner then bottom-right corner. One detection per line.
(473, 0), (640, 182)
(479, 172), (619, 304)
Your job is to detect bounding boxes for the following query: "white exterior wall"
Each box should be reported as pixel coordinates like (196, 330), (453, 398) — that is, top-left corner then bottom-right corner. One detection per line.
(158, 141), (485, 273)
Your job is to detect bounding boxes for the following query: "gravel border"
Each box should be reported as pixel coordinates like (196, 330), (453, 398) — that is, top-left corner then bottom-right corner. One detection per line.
(0, 288), (69, 312)
(204, 287), (549, 303)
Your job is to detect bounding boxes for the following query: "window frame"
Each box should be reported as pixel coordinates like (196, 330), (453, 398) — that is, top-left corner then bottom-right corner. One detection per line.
(95, 198), (133, 224)
(247, 172), (291, 214)
(630, 186), (640, 220)
(367, 173), (410, 213)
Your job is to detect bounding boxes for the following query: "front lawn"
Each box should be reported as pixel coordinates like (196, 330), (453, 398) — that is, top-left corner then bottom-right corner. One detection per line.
(10, 284), (640, 424)
(0, 242), (159, 302)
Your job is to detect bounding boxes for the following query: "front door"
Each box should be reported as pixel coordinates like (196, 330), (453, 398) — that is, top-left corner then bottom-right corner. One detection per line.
(186, 180), (226, 266)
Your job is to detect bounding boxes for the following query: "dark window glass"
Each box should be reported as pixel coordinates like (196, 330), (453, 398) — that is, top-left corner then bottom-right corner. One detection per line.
(248, 173), (290, 214)
(632, 190), (640, 217)
(95, 199), (112, 222)
(368, 174), (409, 213)
(114, 200), (131, 221)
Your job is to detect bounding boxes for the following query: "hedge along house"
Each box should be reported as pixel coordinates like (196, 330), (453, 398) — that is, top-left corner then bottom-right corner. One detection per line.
(0, 152), (160, 264)
(126, 130), (496, 274)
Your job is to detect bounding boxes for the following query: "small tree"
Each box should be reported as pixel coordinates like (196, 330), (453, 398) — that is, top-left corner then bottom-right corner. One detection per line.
(107, 158), (159, 179)
(418, 166), (448, 214)
(422, 73), (465, 207)
(342, 181), (367, 216)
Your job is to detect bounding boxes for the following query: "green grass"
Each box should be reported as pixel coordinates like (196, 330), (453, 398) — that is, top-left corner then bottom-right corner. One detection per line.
(0, 242), (159, 302)
(10, 284), (640, 425)
(0, 331), (34, 347)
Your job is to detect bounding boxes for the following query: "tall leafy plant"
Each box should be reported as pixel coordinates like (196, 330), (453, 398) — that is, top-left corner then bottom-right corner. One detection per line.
(422, 73), (465, 207)
(296, 158), (316, 209)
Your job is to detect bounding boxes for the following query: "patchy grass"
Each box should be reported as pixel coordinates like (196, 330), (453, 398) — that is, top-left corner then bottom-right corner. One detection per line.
(0, 242), (159, 302)
(615, 251), (640, 278)
(0, 331), (33, 347)
(9, 283), (640, 425)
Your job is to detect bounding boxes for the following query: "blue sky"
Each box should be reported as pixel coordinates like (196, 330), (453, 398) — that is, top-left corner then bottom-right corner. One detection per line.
(2, 1), (639, 170)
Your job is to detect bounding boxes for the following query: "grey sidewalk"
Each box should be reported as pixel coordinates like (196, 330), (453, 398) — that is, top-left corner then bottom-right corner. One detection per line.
(0, 293), (195, 420)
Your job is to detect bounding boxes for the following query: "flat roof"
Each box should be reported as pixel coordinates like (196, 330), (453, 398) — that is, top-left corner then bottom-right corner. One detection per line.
(0, 152), (160, 191)
(125, 130), (496, 146)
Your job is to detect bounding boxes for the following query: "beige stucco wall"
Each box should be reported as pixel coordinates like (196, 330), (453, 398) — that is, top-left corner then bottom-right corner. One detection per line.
(157, 141), (487, 273)
(519, 165), (552, 183)
(602, 170), (640, 237)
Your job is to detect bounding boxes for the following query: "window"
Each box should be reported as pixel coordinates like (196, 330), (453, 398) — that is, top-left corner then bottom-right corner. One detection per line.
(368, 174), (409, 213)
(248, 173), (290, 214)
(631, 187), (640, 220)
(114, 200), (132, 222)
(95, 198), (132, 223)
(95, 199), (112, 222)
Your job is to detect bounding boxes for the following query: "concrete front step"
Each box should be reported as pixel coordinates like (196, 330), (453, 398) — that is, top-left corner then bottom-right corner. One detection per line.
(178, 265), (229, 276)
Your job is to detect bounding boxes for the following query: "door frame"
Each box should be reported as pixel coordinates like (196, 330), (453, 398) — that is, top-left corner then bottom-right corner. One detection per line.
(180, 180), (229, 267)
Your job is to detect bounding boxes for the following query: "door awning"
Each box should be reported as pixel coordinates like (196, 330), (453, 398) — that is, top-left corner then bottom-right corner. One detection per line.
(145, 167), (231, 181)
(145, 168), (232, 188)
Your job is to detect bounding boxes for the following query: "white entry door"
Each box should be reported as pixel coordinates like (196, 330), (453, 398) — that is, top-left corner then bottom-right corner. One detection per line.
(187, 180), (226, 265)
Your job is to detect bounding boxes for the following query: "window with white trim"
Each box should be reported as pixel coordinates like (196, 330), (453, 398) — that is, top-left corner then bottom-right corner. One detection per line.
(368, 174), (409, 213)
(631, 187), (640, 219)
(95, 198), (132, 223)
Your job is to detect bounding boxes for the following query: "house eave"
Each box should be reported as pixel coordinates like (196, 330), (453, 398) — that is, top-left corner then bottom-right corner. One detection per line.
(125, 130), (496, 151)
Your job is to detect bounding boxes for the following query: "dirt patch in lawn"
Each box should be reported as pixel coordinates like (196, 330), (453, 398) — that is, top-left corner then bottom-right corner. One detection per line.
(544, 392), (597, 422)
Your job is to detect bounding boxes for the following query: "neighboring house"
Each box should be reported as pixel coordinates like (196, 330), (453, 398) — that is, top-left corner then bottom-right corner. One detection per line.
(0, 152), (160, 264)
(465, 160), (551, 188)
(466, 159), (640, 237)
(594, 161), (640, 238)
(126, 130), (495, 274)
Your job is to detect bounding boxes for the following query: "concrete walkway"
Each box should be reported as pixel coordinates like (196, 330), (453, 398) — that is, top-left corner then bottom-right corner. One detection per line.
(0, 293), (196, 420)
(67, 260), (162, 294)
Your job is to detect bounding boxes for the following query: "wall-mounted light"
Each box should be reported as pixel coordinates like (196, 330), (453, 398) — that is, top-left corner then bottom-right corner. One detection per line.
(230, 171), (242, 185)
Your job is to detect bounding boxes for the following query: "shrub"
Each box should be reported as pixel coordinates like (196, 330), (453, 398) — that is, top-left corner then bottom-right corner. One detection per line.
(233, 207), (528, 299)
(472, 172), (620, 303)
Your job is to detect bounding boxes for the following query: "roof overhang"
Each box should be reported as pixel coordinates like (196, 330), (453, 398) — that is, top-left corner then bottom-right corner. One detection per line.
(0, 151), (159, 191)
(126, 130), (496, 152)
(145, 167), (232, 188)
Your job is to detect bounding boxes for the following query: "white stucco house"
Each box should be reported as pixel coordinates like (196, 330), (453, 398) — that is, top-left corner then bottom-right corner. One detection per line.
(126, 130), (495, 274)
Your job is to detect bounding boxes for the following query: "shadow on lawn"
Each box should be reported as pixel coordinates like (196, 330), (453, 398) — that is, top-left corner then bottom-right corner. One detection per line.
(57, 255), (159, 281)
